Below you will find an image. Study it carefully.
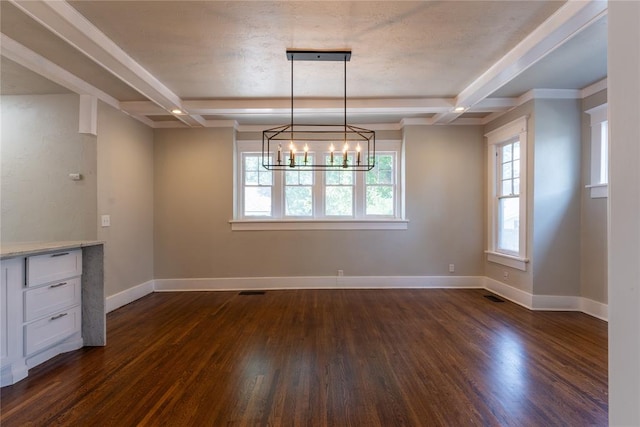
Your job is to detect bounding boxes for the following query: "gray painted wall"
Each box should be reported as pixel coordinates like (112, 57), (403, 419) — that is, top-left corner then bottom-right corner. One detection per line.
(532, 98), (582, 296)
(483, 98), (584, 298)
(153, 125), (484, 279)
(97, 103), (155, 296)
(483, 100), (535, 292)
(0, 94), (97, 242)
(580, 90), (607, 304)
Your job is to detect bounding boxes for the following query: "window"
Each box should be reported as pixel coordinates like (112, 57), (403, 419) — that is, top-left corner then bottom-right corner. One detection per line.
(233, 141), (406, 230)
(242, 154), (272, 216)
(586, 104), (608, 198)
(485, 117), (528, 270)
(497, 140), (520, 254)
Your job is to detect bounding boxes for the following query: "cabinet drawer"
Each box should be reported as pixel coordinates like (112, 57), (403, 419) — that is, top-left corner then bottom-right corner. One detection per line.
(24, 305), (81, 356)
(24, 278), (81, 322)
(26, 250), (82, 287)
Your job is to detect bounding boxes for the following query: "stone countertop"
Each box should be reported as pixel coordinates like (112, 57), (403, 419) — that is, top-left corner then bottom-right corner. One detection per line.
(0, 240), (104, 259)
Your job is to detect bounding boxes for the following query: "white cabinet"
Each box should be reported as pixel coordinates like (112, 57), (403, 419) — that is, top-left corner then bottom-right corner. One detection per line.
(1, 249), (84, 386)
(26, 250), (82, 287)
(0, 258), (27, 386)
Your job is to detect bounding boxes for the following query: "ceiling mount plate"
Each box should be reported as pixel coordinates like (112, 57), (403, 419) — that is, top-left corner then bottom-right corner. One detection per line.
(286, 50), (351, 61)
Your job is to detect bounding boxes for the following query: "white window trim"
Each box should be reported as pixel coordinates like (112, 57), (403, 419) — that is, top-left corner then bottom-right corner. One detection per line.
(485, 116), (529, 271)
(585, 103), (608, 199)
(233, 140), (405, 230)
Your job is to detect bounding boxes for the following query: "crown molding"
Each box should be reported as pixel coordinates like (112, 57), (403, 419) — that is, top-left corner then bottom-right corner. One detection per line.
(581, 78), (608, 98)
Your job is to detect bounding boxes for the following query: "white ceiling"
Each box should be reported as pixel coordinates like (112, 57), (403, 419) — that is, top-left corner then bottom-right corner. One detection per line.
(0, 0), (608, 128)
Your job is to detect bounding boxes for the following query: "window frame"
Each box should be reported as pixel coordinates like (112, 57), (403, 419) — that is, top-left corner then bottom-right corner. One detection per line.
(485, 116), (529, 271)
(232, 140), (407, 231)
(585, 103), (608, 199)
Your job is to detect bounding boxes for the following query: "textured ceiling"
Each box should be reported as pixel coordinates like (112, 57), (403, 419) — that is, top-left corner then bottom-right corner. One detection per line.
(0, 0), (608, 127)
(68, 0), (565, 99)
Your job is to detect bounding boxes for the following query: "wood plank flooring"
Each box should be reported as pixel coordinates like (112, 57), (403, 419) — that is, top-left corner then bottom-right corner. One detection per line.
(0, 289), (608, 426)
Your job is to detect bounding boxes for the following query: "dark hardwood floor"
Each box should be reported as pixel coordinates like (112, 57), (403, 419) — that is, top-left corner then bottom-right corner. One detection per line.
(1, 289), (607, 426)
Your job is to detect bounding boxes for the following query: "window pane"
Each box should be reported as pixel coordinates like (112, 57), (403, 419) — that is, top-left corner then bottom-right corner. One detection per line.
(502, 162), (512, 179)
(501, 180), (512, 196)
(285, 170), (297, 185)
(513, 160), (520, 179)
(601, 121), (608, 184)
(258, 170), (272, 186)
(366, 154), (393, 184)
(498, 197), (519, 253)
(366, 186), (394, 215)
(299, 170), (313, 185)
(244, 187), (271, 216)
(285, 187), (312, 216)
(244, 156), (258, 171)
(502, 144), (512, 162)
(513, 178), (520, 195)
(513, 142), (520, 160)
(325, 186), (353, 216)
(245, 171), (258, 185)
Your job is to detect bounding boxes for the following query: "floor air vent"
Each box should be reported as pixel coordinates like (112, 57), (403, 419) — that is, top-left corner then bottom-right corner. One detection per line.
(238, 291), (266, 296)
(484, 295), (505, 303)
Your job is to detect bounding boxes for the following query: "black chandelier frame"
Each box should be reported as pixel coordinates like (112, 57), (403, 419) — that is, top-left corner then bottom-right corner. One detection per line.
(262, 50), (376, 171)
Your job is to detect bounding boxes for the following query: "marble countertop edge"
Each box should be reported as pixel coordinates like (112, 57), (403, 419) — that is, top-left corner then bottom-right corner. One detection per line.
(0, 240), (104, 259)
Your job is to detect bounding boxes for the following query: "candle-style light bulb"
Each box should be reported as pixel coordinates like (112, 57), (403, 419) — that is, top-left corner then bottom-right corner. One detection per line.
(356, 143), (361, 165)
(303, 143), (309, 164)
(329, 143), (335, 164)
(289, 141), (295, 167)
(277, 143), (282, 164)
(342, 142), (349, 168)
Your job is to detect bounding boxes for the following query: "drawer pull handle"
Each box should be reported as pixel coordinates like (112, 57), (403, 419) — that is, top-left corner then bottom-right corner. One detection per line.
(50, 282), (67, 288)
(50, 313), (68, 321)
(51, 252), (70, 258)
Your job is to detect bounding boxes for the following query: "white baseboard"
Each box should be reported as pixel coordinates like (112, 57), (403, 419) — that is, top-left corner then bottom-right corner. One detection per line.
(483, 277), (533, 309)
(110, 276), (608, 321)
(532, 294), (581, 311)
(106, 280), (155, 313)
(484, 277), (608, 321)
(153, 275), (485, 292)
(580, 297), (608, 321)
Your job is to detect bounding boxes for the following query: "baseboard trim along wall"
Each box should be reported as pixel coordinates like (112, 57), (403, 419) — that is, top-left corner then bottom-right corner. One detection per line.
(106, 276), (608, 321)
(153, 275), (485, 292)
(484, 277), (608, 321)
(106, 280), (155, 313)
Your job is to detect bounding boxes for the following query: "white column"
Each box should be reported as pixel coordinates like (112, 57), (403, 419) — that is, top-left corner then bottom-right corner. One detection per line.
(79, 94), (98, 135)
(608, 1), (640, 425)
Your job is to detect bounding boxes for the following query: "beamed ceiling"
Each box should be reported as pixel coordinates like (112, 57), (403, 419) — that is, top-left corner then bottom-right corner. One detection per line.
(0, 1), (608, 129)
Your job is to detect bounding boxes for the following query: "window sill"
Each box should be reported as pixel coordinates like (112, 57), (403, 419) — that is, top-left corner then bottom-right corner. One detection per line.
(485, 251), (529, 271)
(586, 183), (608, 199)
(230, 219), (409, 231)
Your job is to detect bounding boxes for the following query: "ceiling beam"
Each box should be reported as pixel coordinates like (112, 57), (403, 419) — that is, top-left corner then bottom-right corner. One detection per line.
(1, 34), (119, 109)
(433, 0), (608, 124)
(121, 98), (457, 118)
(9, 0), (200, 127)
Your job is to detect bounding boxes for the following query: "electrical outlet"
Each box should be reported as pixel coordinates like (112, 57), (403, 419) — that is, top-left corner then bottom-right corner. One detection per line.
(449, 264), (455, 273)
(337, 270), (344, 277)
(503, 271), (509, 280)
(101, 215), (111, 227)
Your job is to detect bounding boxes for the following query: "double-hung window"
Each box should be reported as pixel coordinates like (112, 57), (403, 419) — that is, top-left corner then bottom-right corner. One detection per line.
(585, 103), (608, 198)
(485, 117), (528, 270)
(233, 140), (406, 230)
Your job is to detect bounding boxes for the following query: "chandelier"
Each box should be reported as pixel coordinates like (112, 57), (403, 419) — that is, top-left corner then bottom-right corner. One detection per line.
(262, 50), (375, 171)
